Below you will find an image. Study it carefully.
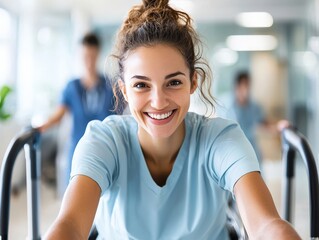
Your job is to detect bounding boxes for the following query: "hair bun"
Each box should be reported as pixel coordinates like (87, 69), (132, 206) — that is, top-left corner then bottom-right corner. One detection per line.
(142, 0), (169, 8)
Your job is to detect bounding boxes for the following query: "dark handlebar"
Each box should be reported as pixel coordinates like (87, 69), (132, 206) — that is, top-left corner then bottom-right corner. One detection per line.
(281, 126), (319, 238)
(0, 127), (41, 240)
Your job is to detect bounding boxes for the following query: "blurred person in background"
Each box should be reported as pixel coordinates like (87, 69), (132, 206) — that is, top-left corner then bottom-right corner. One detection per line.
(226, 71), (265, 164)
(38, 32), (116, 193)
(219, 71), (287, 168)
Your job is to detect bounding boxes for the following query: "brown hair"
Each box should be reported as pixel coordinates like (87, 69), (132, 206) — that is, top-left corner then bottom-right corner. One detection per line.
(235, 70), (250, 86)
(109, 0), (215, 116)
(81, 32), (100, 48)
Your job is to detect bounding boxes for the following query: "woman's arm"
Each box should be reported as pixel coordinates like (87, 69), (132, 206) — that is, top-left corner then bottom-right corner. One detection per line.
(44, 175), (100, 239)
(234, 172), (301, 240)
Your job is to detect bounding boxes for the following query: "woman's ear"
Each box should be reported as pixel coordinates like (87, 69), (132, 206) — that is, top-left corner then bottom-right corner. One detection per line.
(190, 72), (198, 94)
(118, 80), (128, 102)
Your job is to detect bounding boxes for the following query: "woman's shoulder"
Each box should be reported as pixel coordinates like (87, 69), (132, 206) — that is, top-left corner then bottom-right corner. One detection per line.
(185, 112), (245, 148)
(86, 115), (136, 138)
(186, 112), (239, 134)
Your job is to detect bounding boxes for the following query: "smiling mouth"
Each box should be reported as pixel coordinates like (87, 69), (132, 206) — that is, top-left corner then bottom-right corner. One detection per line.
(146, 110), (175, 120)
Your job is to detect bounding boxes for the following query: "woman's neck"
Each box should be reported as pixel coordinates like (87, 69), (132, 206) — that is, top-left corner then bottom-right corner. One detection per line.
(138, 122), (185, 166)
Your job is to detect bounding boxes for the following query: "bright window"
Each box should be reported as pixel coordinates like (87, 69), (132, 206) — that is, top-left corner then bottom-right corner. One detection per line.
(0, 8), (14, 86)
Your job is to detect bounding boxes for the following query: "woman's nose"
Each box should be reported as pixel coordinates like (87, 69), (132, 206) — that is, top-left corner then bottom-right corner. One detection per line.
(150, 88), (169, 109)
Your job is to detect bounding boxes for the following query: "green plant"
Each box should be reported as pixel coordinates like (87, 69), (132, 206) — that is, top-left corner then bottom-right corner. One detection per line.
(0, 85), (12, 121)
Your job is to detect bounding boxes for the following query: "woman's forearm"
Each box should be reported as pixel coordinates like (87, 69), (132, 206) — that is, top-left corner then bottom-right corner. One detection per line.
(44, 217), (85, 240)
(255, 218), (301, 240)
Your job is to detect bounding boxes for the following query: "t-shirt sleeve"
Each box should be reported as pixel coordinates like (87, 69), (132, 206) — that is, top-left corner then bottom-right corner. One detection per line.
(60, 82), (72, 107)
(207, 121), (260, 194)
(70, 120), (119, 195)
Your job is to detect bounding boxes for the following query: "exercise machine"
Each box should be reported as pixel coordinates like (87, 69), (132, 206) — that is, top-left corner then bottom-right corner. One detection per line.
(0, 126), (318, 239)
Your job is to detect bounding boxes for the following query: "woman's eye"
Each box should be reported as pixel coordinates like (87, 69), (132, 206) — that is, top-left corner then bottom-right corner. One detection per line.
(168, 80), (182, 86)
(133, 82), (147, 89)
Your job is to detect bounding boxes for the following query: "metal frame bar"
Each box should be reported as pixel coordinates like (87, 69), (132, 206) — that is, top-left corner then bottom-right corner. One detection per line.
(281, 126), (319, 238)
(0, 127), (41, 240)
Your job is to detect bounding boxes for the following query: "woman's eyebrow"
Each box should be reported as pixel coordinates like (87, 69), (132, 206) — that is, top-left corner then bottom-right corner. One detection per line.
(130, 71), (185, 81)
(131, 75), (150, 81)
(165, 71), (185, 79)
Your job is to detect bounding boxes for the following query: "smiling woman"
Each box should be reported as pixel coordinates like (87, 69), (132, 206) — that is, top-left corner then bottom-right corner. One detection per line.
(44, 0), (301, 239)
(119, 44), (197, 139)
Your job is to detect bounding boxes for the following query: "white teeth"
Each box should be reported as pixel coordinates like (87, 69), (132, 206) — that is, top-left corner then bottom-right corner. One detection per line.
(148, 111), (173, 120)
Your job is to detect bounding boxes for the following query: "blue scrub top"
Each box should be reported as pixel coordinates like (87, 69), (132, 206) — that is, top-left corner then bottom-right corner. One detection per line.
(231, 99), (264, 161)
(60, 75), (115, 164)
(218, 97), (265, 162)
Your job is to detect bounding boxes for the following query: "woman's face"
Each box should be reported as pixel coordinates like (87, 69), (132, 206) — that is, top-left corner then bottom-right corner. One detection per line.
(120, 44), (197, 139)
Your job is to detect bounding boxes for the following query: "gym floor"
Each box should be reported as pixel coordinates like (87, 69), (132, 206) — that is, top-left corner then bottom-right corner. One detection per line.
(8, 158), (310, 239)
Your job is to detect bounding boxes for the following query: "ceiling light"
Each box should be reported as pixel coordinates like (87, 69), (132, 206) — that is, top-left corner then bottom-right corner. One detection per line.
(236, 12), (273, 28)
(226, 35), (277, 51)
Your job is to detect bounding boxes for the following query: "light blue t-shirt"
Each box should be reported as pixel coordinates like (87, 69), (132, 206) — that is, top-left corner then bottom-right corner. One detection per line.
(71, 112), (260, 240)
